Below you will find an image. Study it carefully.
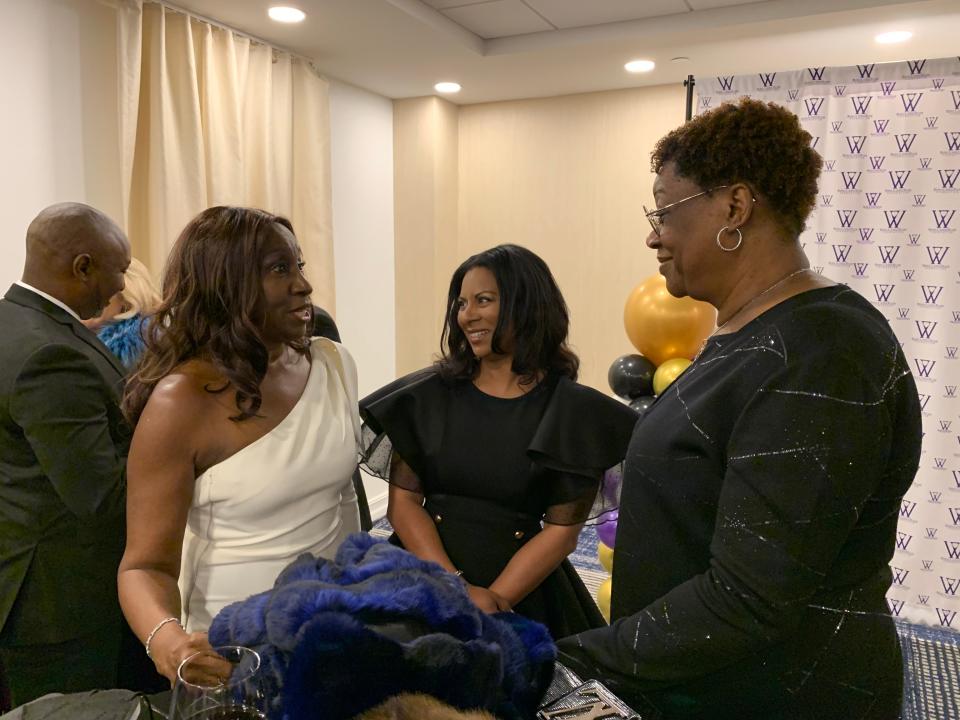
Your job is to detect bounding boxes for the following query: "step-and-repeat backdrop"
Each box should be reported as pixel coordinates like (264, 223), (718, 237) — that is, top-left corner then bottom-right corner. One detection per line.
(697, 57), (960, 629)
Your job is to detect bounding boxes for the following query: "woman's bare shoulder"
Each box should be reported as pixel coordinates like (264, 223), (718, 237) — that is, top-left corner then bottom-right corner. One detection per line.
(141, 359), (231, 424)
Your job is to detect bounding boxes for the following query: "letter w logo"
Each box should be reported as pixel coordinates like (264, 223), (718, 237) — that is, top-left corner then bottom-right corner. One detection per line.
(805, 97), (825, 116)
(921, 285), (944, 304)
(895, 134), (918, 153)
(949, 509), (960, 526)
(807, 67), (826, 81)
(865, 192), (882, 207)
(932, 212), (956, 231)
(869, 157), (885, 170)
(941, 577), (960, 596)
(832, 244), (852, 262)
(873, 284), (894, 302)
(758, 72), (777, 87)
(846, 135), (866, 153)
(889, 171), (911, 189)
(837, 209), (857, 228)
(874, 119), (889, 134)
(880, 81), (897, 96)
(841, 172), (862, 190)
(896, 532), (912, 551)
(859, 227), (874, 242)
(878, 245), (900, 264)
(915, 320), (937, 339)
(901, 93), (923, 112)
(945, 541), (960, 562)
(834, 85), (847, 97)
(891, 567), (910, 585)
(907, 59), (927, 75)
(884, 210), (906, 229)
(937, 608), (957, 627)
(945, 132), (960, 152)
(914, 359), (936, 378)
(900, 500), (917, 518)
(850, 96), (872, 114)
(939, 169), (960, 189)
(717, 76), (734, 91)
(857, 64), (875, 79)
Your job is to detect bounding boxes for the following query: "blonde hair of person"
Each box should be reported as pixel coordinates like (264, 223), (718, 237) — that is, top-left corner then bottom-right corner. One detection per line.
(115, 257), (161, 320)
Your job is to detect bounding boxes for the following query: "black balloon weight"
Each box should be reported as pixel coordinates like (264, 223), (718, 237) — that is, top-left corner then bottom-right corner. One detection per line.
(608, 354), (656, 399)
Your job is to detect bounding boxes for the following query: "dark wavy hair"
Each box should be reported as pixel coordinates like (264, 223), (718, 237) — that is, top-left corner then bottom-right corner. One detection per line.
(438, 244), (579, 383)
(123, 206), (308, 424)
(651, 96), (822, 237)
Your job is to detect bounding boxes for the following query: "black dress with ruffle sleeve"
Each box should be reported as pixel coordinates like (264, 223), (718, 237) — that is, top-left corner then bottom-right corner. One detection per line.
(360, 369), (638, 638)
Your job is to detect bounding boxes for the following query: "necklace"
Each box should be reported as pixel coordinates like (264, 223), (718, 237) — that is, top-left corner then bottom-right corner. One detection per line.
(695, 267), (811, 360)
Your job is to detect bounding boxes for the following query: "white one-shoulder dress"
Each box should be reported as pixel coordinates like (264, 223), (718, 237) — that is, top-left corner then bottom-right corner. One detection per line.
(178, 338), (361, 632)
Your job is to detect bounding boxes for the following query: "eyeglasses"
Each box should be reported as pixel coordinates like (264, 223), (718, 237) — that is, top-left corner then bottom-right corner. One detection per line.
(643, 185), (729, 236)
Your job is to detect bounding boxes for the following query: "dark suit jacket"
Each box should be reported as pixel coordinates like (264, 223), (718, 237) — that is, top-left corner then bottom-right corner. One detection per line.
(0, 284), (130, 647)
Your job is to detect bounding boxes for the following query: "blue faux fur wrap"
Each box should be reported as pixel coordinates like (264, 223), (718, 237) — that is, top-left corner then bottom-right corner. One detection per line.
(208, 534), (557, 720)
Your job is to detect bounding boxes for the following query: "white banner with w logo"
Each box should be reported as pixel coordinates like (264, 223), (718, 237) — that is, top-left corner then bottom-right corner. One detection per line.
(698, 57), (960, 630)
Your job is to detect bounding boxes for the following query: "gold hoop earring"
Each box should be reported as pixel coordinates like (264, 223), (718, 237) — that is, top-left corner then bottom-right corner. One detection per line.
(716, 226), (743, 252)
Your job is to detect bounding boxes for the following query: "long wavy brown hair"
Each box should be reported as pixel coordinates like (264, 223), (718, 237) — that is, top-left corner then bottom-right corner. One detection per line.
(123, 206), (309, 425)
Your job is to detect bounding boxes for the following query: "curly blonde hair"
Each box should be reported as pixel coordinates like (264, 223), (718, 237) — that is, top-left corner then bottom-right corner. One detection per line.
(114, 257), (161, 320)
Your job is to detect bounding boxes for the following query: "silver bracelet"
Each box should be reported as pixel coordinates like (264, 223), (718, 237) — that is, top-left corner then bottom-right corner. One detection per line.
(144, 616), (182, 658)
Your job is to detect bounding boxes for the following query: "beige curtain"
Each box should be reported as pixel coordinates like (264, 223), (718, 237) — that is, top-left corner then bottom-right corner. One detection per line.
(116, 0), (335, 311)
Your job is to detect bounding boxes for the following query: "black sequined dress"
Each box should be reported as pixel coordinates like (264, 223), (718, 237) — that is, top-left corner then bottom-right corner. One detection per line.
(557, 285), (922, 720)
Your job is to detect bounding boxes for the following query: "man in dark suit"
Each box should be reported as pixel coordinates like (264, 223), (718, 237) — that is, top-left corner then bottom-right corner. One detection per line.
(0, 203), (146, 705)
(311, 305), (373, 531)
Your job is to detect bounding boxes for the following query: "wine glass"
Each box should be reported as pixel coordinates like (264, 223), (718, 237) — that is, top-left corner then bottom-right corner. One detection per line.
(169, 645), (266, 720)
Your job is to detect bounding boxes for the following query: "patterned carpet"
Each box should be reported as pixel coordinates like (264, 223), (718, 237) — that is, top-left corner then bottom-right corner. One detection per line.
(372, 519), (960, 718)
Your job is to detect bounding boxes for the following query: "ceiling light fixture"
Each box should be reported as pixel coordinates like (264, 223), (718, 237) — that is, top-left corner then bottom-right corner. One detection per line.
(625, 59), (656, 73)
(875, 30), (912, 44)
(434, 82), (461, 94)
(268, 6), (306, 23)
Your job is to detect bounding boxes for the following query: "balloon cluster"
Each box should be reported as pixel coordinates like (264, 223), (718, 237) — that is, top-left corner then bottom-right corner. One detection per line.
(596, 274), (716, 617)
(607, 273), (716, 414)
(593, 470), (620, 622)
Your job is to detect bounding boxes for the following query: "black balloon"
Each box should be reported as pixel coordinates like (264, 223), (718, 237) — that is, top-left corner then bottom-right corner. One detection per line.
(607, 354), (656, 400)
(629, 395), (655, 416)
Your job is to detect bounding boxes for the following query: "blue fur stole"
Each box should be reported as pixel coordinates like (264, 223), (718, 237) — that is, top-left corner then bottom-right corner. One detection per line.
(97, 315), (147, 369)
(208, 534), (556, 720)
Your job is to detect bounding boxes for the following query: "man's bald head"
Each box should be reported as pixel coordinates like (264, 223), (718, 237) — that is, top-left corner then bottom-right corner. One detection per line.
(22, 203), (131, 320)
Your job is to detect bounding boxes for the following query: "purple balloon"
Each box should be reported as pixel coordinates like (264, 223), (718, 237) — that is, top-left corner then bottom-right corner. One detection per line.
(596, 509), (619, 548)
(601, 467), (622, 506)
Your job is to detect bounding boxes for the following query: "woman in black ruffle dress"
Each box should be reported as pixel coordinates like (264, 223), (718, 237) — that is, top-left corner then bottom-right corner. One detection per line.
(360, 244), (637, 638)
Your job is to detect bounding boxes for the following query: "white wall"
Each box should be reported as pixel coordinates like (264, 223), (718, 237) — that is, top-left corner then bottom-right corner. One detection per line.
(328, 78), (396, 520)
(0, 0), (121, 289)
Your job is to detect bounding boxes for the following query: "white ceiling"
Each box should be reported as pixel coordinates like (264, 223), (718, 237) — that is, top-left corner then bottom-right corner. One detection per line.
(165, 0), (960, 104)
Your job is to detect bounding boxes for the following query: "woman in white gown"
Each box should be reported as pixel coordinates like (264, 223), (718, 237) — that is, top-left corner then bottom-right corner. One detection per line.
(118, 206), (361, 684)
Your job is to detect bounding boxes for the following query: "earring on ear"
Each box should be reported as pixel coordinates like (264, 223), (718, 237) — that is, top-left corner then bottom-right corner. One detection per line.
(716, 226), (743, 252)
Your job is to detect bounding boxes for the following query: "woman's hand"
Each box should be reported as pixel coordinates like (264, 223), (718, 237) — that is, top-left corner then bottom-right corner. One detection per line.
(468, 584), (513, 614)
(150, 627), (227, 685)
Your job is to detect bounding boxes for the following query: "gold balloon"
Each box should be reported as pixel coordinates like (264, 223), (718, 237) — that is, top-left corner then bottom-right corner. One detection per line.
(623, 274), (717, 366)
(653, 357), (692, 395)
(596, 577), (612, 622)
(597, 542), (614, 574)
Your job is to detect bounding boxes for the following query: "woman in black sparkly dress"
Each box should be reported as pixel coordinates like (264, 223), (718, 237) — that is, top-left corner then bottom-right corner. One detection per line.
(557, 98), (922, 720)
(360, 244), (637, 638)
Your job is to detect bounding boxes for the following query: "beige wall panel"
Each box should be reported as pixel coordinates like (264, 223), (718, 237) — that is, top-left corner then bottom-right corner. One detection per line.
(393, 97), (459, 375)
(456, 84), (686, 392)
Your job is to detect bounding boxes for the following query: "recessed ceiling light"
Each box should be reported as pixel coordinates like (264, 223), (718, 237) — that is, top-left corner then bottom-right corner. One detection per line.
(671, 57), (690, 63)
(875, 30), (912, 44)
(434, 82), (461, 94)
(268, 6), (306, 23)
(625, 59), (656, 73)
